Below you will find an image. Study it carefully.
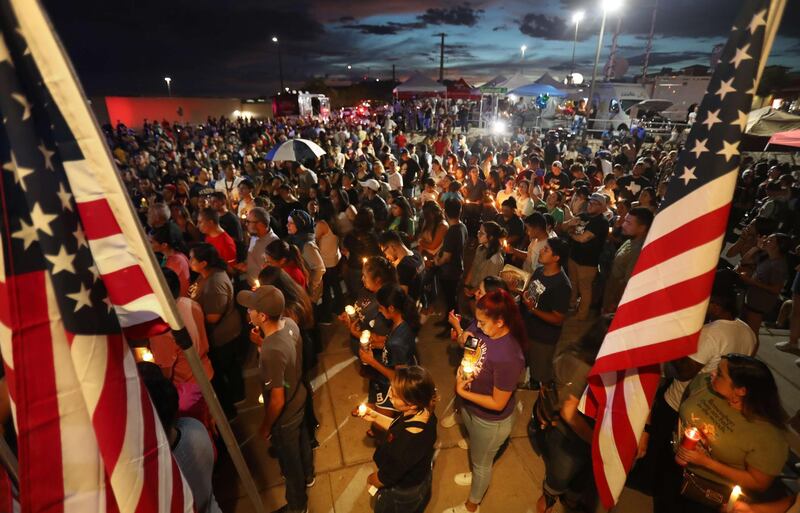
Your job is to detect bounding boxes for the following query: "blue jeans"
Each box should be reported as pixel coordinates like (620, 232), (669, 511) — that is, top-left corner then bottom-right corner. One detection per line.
(461, 406), (516, 504)
(539, 424), (591, 499)
(374, 471), (432, 513)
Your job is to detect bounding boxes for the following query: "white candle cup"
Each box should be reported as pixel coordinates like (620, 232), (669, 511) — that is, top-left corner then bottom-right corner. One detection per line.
(345, 305), (356, 317)
(357, 403), (367, 417)
(461, 359), (474, 379)
(360, 330), (371, 348)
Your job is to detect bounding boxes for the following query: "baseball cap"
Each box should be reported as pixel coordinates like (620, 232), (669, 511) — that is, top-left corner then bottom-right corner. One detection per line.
(359, 179), (381, 192)
(589, 192), (608, 204)
(237, 285), (284, 317)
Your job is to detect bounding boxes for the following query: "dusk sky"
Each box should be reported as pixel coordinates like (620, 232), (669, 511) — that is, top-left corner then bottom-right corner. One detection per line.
(43, 0), (800, 97)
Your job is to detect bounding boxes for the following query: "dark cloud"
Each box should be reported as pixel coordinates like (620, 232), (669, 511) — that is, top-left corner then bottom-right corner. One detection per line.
(519, 13), (567, 39)
(418, 4), (484, 26)
(625, 51), (708, 67)
(342, 22), (426, 35)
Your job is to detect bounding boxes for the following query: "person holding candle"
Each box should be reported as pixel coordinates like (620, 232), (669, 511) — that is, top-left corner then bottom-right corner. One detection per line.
(443, 290), (526, 513)
(358, 284), (420, 418)
(357, 366), (438, 513)
(653, 354), (789, 513)
(464, 222), (506, 304)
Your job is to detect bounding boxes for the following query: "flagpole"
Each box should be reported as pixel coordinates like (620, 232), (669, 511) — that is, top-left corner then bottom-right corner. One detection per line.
(754, 0), (787, 92)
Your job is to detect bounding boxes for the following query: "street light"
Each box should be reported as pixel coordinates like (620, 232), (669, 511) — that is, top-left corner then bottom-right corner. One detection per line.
(272, 36), (284, 92)
(164, 76), (171, 97)
(587, 0), (623, 119)
(569, 11), (585, 83)
(520, 44), (527, 60)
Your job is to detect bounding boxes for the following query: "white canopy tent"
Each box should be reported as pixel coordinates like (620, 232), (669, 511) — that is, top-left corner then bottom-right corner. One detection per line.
(393, 73), (446, 98)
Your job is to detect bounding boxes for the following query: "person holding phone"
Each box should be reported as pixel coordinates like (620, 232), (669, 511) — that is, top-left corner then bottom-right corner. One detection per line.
(443, 290), (526, 513)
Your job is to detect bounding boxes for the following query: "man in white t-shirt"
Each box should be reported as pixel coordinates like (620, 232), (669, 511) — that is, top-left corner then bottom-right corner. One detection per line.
(662, 292), (757, 412)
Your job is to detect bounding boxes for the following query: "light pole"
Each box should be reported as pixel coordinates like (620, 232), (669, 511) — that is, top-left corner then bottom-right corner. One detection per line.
(569, 11), (585, 83)
(520, 44), (527, 60)
(588, 0), (622, 118)
(272, 36), (284, 92)
(164, 76), (171, 97)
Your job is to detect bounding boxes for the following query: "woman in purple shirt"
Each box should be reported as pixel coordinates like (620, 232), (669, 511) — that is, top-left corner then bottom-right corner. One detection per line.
(443, 290), (526, 513)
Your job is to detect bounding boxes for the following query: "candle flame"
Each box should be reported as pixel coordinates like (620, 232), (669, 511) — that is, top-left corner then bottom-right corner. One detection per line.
(358, 403), (367, 417)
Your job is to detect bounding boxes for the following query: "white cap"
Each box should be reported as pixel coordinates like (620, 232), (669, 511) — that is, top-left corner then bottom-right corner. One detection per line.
(359, 179), (381, 191)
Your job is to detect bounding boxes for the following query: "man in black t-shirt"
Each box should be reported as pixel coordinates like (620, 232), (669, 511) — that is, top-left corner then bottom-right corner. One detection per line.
(399, 148), (420, 199)
(615, 159), (651, 201)
(495, 198), (525, 250)
(378, 231), (424, 301)
(543, 160), (571, 192)
(520, 237), (572, 385)
(435, 199), (468, 336)
(564, 193), (609, 320)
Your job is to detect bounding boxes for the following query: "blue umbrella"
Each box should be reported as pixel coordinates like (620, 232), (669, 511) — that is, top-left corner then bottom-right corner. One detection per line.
(509, 83), (568, 97)
(265, 138), (326, 162)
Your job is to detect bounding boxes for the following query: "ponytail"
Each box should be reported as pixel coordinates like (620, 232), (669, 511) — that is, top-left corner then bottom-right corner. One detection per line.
(376, 283), (421, 333)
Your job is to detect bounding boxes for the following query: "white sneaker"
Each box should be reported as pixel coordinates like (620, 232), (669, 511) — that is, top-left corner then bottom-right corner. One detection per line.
(441, 412), (459, 428)
(457, 438), (469, 450)
(441, 503), (479, 513)
(776, 341), (800, 356)
(454, 472), (472, 486)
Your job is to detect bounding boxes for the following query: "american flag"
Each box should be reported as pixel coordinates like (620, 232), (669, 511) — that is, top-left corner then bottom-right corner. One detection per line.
(0, 0), (193, 511)
(581, 0), (770, 508)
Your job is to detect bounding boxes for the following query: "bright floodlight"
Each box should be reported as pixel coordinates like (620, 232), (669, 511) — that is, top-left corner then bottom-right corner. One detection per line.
(572, 10), (585, 23)
(164, 77), (171, 84)
(571, 72), (584, 84)
(521, 44), (527, 52)
(602, 0), (623, 11)
(490, 120), (507, 135)
(271, 36), (278, 43)
(347, 65), (352, 70)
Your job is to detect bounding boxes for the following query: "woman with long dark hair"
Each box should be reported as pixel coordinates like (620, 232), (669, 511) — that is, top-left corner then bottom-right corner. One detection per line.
(189, 243), (243, 420)
(464, 221), (506, 301)
(388, 196), (415, 237)
(653, 354), (789, 513)
(444, 290), (526, 513)
(359, 284), (420, 416)
(266, 239), (309, 290)
(150, 223), (190, 297)
(342, 207), (382, 300)
(358, 366), (438, 513)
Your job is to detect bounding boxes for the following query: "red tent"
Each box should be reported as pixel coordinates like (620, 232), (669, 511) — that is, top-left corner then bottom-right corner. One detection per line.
(447, 78), (481, 100)
(768, 129), (800, 148)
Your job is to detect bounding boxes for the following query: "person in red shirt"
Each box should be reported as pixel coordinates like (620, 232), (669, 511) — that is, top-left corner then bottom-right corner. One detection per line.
(433, 133), (450, 157)
(265, 239), (309, 290)
(197, 207), (237, 266)
(395, 129), (407, 150)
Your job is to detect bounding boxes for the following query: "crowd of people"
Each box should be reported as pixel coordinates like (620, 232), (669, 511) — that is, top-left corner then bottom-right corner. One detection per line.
(105, 108), (800, 513)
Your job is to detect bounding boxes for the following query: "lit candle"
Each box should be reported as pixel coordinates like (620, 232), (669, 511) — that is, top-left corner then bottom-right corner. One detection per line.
(362, 257), (368, 264)
(345, 305), (356, 317)
(357, 403), (367, 417)
(726, 485), (741, 512)
(360, 330), (371, 349)
(258, 394), (264, 404)
(137, 348), (154, 362)
(240, 213), (246, 219)
(254, 279), (260, 289)
(676, 426), (702, 466)
(681, 427), (701, 450)
(461, 359), (474, 379)
(502, 239), (508, 248)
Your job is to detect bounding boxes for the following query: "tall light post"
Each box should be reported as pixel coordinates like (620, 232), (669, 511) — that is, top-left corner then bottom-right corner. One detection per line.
(569, 10), (585, 83)
(164, 76), (172, 97)
(272, 36), (284, 92)
(588, 0), (622, 118)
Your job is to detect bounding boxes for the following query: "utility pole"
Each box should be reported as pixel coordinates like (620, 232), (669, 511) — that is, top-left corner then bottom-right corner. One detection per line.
(435, 32), (446, 82)
(641, 0), (658, 81)
(605, 16), (622, 81)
